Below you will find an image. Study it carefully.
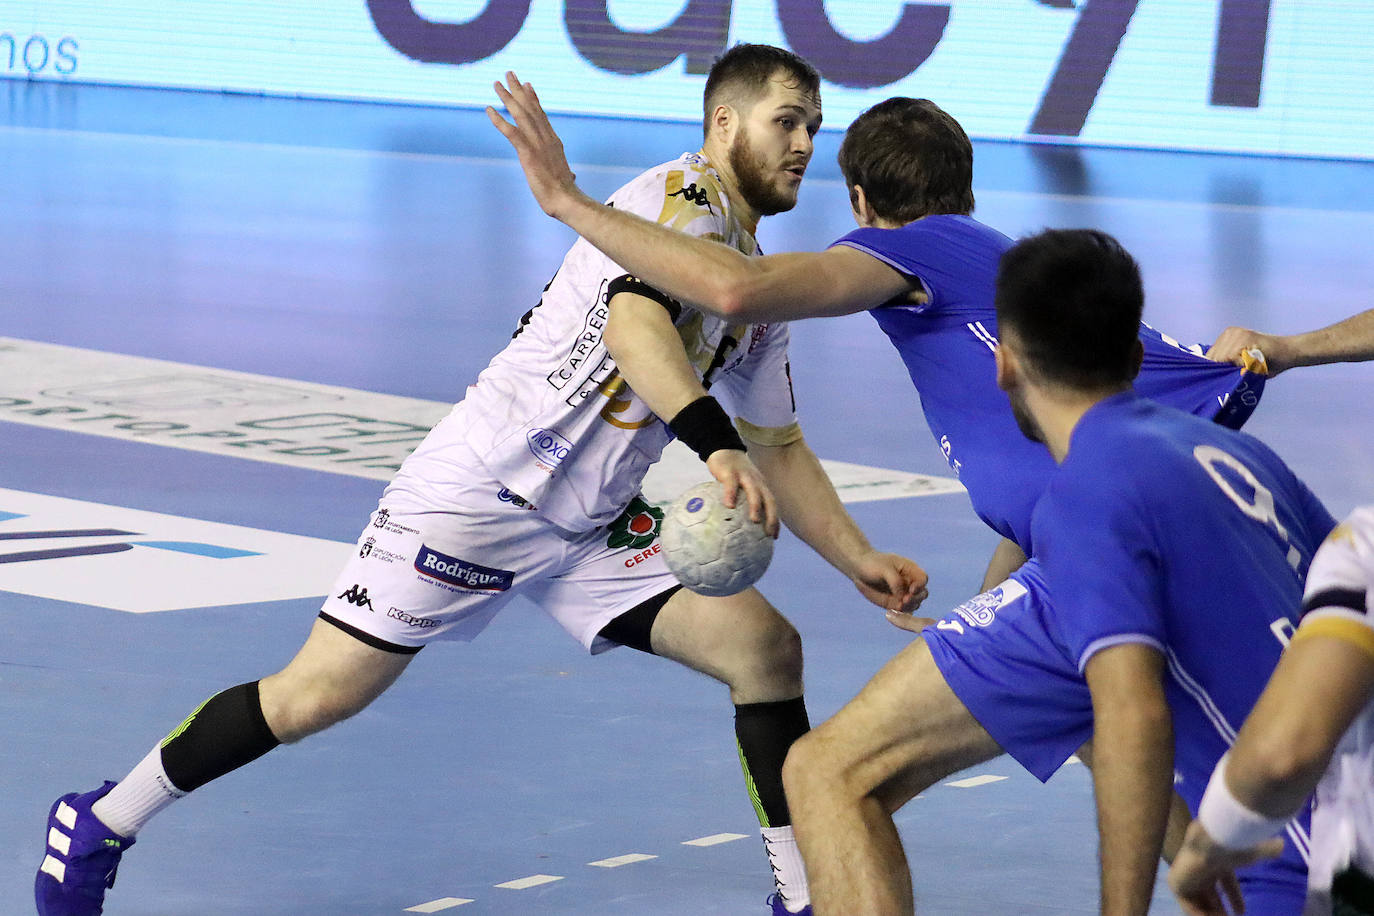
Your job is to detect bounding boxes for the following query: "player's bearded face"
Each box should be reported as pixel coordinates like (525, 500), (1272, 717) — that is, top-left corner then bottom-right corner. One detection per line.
(728, 124), (800, 216)
(726, 79), (819, 217)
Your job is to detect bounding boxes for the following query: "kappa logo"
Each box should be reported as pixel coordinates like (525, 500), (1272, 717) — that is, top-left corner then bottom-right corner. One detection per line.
(668, 182), (712, 212)
(414, 545), (514, 592)
(337, 584), (375, 610)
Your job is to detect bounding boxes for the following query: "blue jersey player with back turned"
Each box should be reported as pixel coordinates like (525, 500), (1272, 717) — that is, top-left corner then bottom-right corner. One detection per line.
(996, 228), (1335, 914)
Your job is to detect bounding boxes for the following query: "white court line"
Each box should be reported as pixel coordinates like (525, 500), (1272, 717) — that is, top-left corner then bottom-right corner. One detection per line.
(494, 874), (564, 890)
(589, 853), (658, 868)
(404, 898), (474, 913)
(945, 775), (1008, 788)
(682, 832), (748, 847)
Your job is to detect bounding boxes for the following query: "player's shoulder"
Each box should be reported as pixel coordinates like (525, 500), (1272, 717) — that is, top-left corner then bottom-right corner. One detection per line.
(1298, 507), (1374, 637)
(1321, 507), (1374, 565)
(1058, 396), (1204, 502)
(614, 152), (731, 222)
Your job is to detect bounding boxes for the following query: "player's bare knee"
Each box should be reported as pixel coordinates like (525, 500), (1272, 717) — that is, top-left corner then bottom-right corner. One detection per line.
(728, 609), (803, 696)
(783, 729), (853, 805)
(261, 676), (372, 743)
(781, 730), (821, 796)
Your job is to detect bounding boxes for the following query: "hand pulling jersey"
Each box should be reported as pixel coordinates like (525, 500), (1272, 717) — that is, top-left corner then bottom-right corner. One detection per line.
(387, 153), (800, 533)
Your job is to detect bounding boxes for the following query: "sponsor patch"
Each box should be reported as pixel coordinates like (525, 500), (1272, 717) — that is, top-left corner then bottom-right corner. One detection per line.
(358, 535), (406, 564)
(606, 496), (663, 550)
(371, 508), (418, 536)
(387, 607), (440, 629)
(497, 487), (536, 510)
(951, 579), (1029, 629)
(414, 544), (514, 592)
(526, 427), (572, 472)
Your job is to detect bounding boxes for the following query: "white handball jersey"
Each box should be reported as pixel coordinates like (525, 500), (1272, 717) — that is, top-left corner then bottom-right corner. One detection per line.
(1293, 506), (1374, 893)
(387, 152), (801, 533)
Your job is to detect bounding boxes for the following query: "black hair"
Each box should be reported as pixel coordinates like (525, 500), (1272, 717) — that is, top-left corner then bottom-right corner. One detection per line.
(995, 228), (1144, 390)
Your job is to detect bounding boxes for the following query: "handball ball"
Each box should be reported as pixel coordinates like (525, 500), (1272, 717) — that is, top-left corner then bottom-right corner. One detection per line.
(661, 481), (774, 597)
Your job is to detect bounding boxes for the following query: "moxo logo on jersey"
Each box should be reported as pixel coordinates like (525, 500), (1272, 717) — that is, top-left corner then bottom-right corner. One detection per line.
(366, 0), (1273, 134)
(527, 428), (573, 471)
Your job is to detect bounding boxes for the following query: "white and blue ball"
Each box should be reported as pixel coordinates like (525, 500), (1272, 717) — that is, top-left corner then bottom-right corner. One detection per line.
(661, 480), (774, 597)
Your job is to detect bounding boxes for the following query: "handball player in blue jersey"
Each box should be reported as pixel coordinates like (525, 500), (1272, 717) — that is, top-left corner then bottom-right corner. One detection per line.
(994, 228), (1336, 914)
(493, 80), (1366, 912)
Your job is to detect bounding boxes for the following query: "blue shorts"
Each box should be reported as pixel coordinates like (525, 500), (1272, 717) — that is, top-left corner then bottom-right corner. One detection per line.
(1234, 855), (1310, 916)
(925, 559), (1310, 903)
(923, 559), (1091, 782)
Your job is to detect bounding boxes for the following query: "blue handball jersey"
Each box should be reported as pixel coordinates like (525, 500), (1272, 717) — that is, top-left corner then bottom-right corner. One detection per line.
(1032, 392), (1336, 812)
(833, 215), (1265, 554)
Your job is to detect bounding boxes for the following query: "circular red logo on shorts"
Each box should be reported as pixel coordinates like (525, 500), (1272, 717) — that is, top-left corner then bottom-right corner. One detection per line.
(629, 513), (654, 535)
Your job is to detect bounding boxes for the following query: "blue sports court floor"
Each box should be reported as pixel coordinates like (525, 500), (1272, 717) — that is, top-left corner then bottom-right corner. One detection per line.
(2, 79), (1372, 914)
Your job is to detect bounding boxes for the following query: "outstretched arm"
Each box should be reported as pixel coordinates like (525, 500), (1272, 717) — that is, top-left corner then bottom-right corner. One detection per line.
(750, 436), (929, 614)
(1207, 307), (1374, 376)
(487, 73), (913, 323)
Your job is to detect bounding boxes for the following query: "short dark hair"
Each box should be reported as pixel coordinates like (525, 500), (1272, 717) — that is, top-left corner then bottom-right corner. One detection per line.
(703, 44), (820, 137)
(995, 228), (1144, 390)
(838, 97), (974, 224)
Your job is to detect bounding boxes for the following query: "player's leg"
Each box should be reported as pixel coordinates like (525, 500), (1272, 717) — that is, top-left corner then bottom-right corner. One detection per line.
(781, 561), (1096, 915)
(600, 584), (812, 913)
(36, 617), (415, 916)
(782, 637), (1002, 915)
(540, 492), (816, 913)
(36, 490), (529, 916)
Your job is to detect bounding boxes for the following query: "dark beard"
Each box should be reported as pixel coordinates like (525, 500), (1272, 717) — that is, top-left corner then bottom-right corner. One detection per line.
(728, 128), (796, 217)
(1008, 386), (1046, 444)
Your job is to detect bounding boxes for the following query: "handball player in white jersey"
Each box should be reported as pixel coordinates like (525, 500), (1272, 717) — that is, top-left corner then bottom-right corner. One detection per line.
(1171, 507), (1374, 916)
(34, 44), (927, 916)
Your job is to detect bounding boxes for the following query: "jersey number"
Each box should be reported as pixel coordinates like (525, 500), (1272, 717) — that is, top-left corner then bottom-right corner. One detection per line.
(1193, 444), (1304, 648)
(1193, 445), (1303, 573)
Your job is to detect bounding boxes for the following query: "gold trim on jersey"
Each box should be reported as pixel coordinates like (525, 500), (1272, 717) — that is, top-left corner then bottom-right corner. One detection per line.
(596, 373), (659, 430)
(1327, 522), (1358, 548)
(1292, 614), (1374, 661)
(658, 168), (727, 232)
(737, 417), (803, 447)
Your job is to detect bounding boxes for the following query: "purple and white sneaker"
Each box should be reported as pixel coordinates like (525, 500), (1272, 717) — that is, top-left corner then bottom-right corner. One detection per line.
(36, 782), (135, 916)
(768, 892), (813, 916)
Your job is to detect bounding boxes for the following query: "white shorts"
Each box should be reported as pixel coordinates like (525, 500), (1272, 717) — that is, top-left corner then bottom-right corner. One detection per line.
(319, 476), (678, 655)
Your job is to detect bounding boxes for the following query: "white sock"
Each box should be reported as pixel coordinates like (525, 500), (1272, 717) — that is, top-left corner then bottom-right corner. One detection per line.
(90, 745), (187, 838)
(762, 824), (810, 912)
